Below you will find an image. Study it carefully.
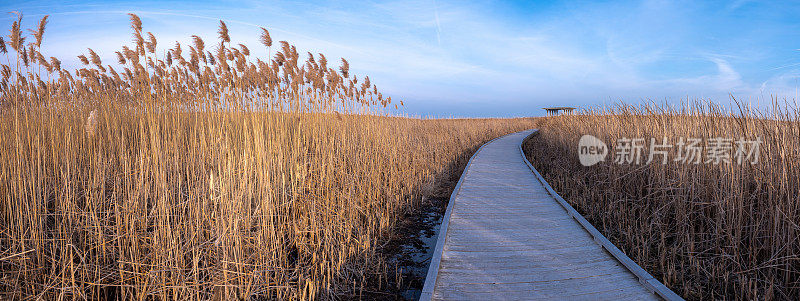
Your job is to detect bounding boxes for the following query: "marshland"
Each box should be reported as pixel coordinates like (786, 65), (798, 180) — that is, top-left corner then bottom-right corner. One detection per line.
(525, 103), (800, 300)
(0, 12), (537, 299)
(2, 3), (800, 301)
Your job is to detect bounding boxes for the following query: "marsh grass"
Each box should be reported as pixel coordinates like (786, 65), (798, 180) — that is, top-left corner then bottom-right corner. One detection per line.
(524, 102), (800, 300)
(0, 13), (537, 299)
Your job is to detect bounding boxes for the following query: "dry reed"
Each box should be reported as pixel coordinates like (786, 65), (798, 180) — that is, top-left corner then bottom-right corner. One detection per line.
(0, 13), (537, 299)
(524, 101), (800, 300)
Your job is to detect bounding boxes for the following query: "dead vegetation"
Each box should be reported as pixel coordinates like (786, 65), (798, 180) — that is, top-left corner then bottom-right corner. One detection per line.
(524, 102), (800, 300)
(0, 13), (537, 299)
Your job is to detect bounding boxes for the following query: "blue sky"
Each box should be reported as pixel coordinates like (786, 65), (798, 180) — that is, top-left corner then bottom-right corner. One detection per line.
(2, 0), (800, 117)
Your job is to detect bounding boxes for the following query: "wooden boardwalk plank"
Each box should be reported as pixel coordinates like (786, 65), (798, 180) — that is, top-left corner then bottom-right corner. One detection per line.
(420, 130), (682, 301)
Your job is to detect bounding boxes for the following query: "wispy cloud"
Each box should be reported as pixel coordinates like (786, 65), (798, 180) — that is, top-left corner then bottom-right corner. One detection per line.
(432, 0), (441, 46)
(2, 0), (799, 116)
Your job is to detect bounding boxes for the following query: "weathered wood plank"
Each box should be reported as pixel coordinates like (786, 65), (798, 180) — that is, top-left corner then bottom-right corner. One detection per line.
(433, 282), (652, 301)
(434, 273), (644, 294)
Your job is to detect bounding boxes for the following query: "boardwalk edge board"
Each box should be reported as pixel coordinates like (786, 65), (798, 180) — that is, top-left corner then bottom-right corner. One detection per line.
(519, 130), (683, 301)
(419, 134), (506, 301)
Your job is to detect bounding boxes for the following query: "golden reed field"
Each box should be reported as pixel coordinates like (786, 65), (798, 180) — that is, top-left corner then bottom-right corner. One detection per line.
(5, 10), (800, 301)
(0, 13), (537, 299)
(524, 103), (800, 300)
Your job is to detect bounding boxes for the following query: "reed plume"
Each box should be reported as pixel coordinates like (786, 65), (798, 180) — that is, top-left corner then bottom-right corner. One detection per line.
(77, 54), (89, 65)
(218, 20), (230, 43)
(7, 12), (23, 52)
(87, 48), (102, 66)
(49, 57), (60, 71)
(146, 32), (157, 53)
(192, 35), (205, 63)
(128, 13), (142, 32)
(32, 15), (48, 47)
(20, 47), (28, 66)
(260, 27), (272, 47)
(340, 58), (349, 78)
(115, 51), (126, 64)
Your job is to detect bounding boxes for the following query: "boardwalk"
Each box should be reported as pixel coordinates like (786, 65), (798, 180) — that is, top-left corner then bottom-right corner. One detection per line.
(420, 130), (681, 300)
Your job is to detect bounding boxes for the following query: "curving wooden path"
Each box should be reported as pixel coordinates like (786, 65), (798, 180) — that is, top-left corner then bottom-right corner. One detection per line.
(420, 130), (682, 301)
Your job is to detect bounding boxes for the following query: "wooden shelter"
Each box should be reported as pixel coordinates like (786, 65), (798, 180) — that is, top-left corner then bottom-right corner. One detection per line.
(543, 106), (576, 116)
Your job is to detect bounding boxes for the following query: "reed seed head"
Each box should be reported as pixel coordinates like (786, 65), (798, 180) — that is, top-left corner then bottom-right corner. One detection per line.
(116, 51), (126, 64)
(275, 52), (285, 66)
(33, 15), (48, 47)
(50, 56), (61, 71)
(128, 13), (142, 32)
(192, 35), (205, 53)
(218, 20), (230, 43)
(8, 12), (23, 52)
(134, 31), (145, 55)
(146, 32), (157, 53)
(340, 58), (349, 78)
(36, 52), (50, 71)
(260, 27), (272, 47)
(21, 46), (29, 66)
(88, 48), (102, 66)
(207, 51), (215, 65)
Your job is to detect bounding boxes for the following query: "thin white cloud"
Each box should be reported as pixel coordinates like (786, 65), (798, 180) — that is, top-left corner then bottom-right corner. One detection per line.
(433, 0), (442, 46)
(2, 0), (796, 116)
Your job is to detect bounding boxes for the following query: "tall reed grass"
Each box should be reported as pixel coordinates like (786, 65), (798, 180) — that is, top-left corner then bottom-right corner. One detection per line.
(524, 102), (800, 300)
(0, 13), (537, 299)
